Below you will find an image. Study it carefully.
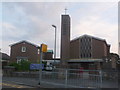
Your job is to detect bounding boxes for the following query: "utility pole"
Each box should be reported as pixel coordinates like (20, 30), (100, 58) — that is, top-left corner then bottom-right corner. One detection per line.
(38, 45), (42, 85)
(38, 44), (47, 85)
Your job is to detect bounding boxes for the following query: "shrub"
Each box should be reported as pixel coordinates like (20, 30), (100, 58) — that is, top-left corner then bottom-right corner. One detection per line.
(42, 61), (47, 67)
(9, 62), (19, 70)
(9, 60), (31, 71)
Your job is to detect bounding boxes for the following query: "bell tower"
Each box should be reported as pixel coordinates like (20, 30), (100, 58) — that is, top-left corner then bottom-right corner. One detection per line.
(61, 12), (71, 63)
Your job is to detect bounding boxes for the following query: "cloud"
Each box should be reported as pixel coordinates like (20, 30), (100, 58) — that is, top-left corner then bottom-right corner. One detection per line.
(1, 2), (118, 57)
(25, 15), (60, 57)
(72, 15), (118, 53)
(1, 40), (12, 55)
(13, 2), (69, 57)
(2, 22), (29, 40)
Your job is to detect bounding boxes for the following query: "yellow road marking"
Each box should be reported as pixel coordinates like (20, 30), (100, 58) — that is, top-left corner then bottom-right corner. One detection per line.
(1, 83), (27, 88)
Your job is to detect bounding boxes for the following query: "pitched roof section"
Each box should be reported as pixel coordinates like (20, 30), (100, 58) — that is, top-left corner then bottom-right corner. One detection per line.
(71, 34), (104, 41)
(71, 34), (110, 46)
(0, 52), (10, 60)
(9, 40), (39, 47)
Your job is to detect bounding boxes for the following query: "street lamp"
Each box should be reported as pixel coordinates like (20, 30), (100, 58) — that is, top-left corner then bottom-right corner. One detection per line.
(52, 25), (57, 60)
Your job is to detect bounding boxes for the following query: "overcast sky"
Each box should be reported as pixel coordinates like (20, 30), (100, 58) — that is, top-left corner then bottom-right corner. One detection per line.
(1, 2), (118, 57)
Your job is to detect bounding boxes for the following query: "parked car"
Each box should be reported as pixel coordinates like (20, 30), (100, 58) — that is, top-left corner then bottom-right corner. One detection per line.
(45, 65), (53, 71)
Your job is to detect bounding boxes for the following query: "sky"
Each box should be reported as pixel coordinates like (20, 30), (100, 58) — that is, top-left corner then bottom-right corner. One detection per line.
(0, 1), (118, 57)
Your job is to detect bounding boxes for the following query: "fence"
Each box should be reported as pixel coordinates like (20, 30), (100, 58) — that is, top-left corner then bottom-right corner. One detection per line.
(101, 70), (118, 88)
(2, 68), (118, 88)
(41, 68), (102, 88)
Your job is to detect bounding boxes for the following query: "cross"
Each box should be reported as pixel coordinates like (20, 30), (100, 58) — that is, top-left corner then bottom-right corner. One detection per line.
(65, 8), (68, 15)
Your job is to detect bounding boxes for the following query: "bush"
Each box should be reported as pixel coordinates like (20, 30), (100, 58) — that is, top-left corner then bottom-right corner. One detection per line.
(9, 62), (19, 70)
(9, 60), (47, 71)
(42, 61), (47, 67)
(20, 60), (31, 71)
(9, 60), (31, 71)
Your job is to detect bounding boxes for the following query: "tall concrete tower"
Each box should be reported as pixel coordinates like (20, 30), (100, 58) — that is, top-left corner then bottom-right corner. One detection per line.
(61, 14), (70, 62)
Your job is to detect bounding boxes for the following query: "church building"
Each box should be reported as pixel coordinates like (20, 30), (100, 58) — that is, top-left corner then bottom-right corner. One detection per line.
(60, 13), (110, 70)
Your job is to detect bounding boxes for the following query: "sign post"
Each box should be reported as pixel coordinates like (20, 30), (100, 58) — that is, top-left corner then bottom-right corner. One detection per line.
(38, 44), (47, 85)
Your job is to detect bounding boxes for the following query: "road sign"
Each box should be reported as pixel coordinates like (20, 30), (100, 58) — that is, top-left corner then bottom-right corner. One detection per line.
(41, 44), (47, 52)
(30, 64), (44, 70)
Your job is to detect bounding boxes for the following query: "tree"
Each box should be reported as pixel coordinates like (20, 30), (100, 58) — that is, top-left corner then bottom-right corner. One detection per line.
(110, 53), (120, 64)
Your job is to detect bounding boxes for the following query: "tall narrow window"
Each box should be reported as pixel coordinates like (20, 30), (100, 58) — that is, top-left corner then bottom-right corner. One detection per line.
(21, 47), (26, 52)
(38, 49), (40, 54)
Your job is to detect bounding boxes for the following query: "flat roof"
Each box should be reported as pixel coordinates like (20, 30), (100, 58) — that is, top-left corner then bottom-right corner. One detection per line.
(47, 50), (53, 53)
(67, 59), (103, 63)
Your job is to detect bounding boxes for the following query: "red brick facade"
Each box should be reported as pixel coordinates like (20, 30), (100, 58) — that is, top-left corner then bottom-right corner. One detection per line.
(10, 41), (53, 63)
(10, 41), (40, 63)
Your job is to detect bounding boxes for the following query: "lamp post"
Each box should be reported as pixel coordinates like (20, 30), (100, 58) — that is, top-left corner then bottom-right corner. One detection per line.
(52, 25), (57, 62)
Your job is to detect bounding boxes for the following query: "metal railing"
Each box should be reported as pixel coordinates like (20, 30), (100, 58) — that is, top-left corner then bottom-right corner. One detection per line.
(41, 68), (102, 88)
(2, 68), (118, 88)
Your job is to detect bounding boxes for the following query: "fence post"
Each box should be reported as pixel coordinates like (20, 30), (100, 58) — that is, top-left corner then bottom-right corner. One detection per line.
(65, 69), (68, 88)
(100, 70), (102, 88)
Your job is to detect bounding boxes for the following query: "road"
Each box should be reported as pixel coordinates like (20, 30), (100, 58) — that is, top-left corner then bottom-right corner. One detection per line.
(2, 80), (35, 88)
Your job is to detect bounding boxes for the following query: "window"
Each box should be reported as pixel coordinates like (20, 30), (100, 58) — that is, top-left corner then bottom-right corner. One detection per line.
(81, 54), (82, 58)
(38, 49), (40, 54)
(21, 47), (26, 52)
(17, 58), (28, 63)
(83, 53), (85, 58)
(89, 53), (91, 58)
(17, 59), (21, 63)
(81, 39), (82, 43)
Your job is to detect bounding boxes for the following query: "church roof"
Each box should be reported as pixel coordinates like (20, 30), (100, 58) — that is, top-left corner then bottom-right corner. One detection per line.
(71, 34), (110, 46)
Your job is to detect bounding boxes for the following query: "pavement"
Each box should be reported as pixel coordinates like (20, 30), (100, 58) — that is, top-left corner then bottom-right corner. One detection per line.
(2, 77), (58, 88)
(1, 80), (35, 88)
(2, 76), (119, 88)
